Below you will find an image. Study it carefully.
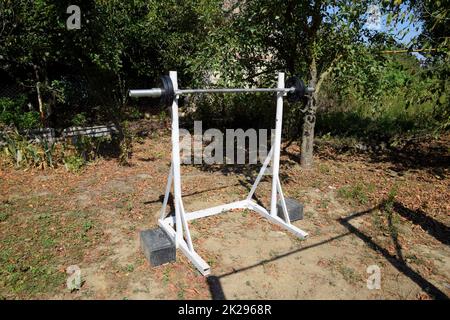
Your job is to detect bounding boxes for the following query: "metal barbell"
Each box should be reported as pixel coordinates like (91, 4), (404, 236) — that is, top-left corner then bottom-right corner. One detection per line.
(129, 74), (314, 106)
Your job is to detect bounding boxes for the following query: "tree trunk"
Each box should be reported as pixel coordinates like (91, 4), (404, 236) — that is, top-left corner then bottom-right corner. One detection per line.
(36, 82), (44, 124)
(34, 65), (45, 126)
(300, 108), (316, 167)
(300, 55), (318, 168)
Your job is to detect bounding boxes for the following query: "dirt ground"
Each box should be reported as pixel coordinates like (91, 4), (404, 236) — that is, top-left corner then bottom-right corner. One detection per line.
(1, 129), (449, 300)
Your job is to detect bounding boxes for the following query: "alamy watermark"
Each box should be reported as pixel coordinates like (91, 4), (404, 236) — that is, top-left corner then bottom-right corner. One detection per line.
(179, 121), (275, 165)
(366, 265), (381, 290)
(365, 4), (381, 31)
(66, 265), (82, 291)
(66, 5), (81, 30)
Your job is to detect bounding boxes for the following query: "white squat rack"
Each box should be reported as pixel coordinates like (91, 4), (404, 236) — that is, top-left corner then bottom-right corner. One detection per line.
(130, 71), (309, 276)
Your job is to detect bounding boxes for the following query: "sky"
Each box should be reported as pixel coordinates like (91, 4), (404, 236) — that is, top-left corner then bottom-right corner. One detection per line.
(381, 7), (423, 45)
(326, 3), (423, 46)
(363, 3), (424, 59)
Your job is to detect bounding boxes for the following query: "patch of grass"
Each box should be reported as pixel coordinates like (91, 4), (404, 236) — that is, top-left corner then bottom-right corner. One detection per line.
(0, 201), (13, 222)
(405, 254), (424, 265)
(372, 186), (400, 237)
(0, 207), (97, 298)
(162, 267), (171, 286)
(318, 163), (330, 174)
(337, 264), (362, 285)
(386, 211), (400, 238)
(126, 201), (133, 212)
(383, 186), (398, 213)
(337, 183), (370, 205)
(190, 220), (198, 226)
(82, 220), (94, 233)
(207, 256), (217, 267)
(0, 233), (66, 297)
(41, 236), (55, 248)
(125, 264), (134, 273)
(311, 180), (322, 189)
(319, 199), (330, 209)
(372, 211), (384, 231)
(63, 155), (85, 173)
(0, 212), (9, 222)
(80, 220), (94, 242)
(177, 283), (186, 300)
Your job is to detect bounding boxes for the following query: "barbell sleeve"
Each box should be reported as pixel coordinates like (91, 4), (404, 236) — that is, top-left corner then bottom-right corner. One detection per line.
(129, 88), (163, 98)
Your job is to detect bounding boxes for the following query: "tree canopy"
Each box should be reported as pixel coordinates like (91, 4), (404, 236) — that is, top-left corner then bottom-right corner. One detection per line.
(0, 0), (448, 165)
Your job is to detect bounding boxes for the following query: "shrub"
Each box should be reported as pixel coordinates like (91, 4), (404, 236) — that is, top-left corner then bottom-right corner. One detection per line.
(1, 129), (59, 168)
(72, 113), (88, 126)
(63, 155), (85, 172)
(337, 183), (371, 205)
(0, 96), (40, 131)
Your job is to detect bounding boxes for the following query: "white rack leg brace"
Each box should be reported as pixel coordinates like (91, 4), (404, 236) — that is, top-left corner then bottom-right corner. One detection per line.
(157, 71), (308, 276)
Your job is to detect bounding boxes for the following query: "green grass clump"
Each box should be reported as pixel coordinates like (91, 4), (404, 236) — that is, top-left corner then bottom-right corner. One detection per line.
(337, 183), (374, 205)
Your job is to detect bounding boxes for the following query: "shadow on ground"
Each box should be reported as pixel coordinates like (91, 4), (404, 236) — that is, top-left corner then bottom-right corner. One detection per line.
(206, 200), (449, 300)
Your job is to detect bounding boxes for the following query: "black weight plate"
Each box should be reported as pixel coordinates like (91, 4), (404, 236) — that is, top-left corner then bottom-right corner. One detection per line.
(160, 75), (175, 107)
(286, 76), (306, 103)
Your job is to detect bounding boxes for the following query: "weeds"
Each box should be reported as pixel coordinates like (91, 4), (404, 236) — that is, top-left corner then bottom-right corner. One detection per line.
(0, 205), (96, 298)
(118, 121), (133, 166)
(0, 212), (9, 222)
(318, 163), (330, 174)
(0, 128), (112, 171)
(207, 256), (217, 267)
(0, 201), (11, 222)
(383, 187), (400, 238)
(162, 267), (171, 286)
(64, 155), (85, 172)
(338, 264), (362, 285)
(0, 96), (40, 131)
(383, 186), (398, 213)
(177, 284), (186, 300)
(371, 186), (401, 238)
(319, 199), (330, 209)
(337, 183), (374, 205)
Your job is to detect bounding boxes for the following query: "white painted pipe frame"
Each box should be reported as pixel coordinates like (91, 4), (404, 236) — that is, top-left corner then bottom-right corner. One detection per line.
(156, 71), (308, 276)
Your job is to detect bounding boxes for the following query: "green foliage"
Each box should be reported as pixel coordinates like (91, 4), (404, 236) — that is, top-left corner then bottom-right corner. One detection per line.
(383, 186), (398, 213)
(73, 135), (111, 162)
(63, 155), (85, 173)
(0, 212), (9, 222)
(1, 131), (58, 169)
(337, 183), (374, 205)
(118, 121), (132, 166)
(0, 204), (98, 298)
(0, 128), (110, 170)
(0, 0), (448, 170)
(404, 0), (450, 131)
(71, 113), (87, 127)
(318, 46), (444, 141)
(0, 97), (40, 130)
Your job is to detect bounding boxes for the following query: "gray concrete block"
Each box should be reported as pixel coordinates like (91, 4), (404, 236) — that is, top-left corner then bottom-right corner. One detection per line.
(140, 227), (176, 267)
(277, 198), (304, 222)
